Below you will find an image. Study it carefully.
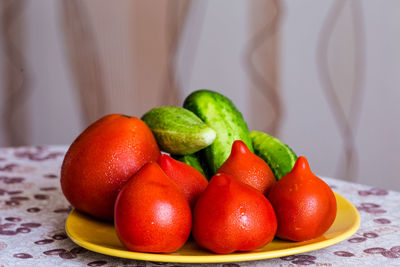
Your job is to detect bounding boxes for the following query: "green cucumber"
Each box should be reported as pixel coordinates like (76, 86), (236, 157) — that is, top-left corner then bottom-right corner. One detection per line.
(172, 153), (208, 178)
(141, 106), (216, 155)
(250, 130), (297, 180)
(183, 89), (253, 175)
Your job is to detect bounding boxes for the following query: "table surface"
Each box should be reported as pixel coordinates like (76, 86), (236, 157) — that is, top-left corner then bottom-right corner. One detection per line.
(0, 146), (399, 267)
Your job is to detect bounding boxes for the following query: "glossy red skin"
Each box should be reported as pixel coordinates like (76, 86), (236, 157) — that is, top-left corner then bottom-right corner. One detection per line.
(61, 114), (160, 221)
(267, 156), (337, 242)
(114, 162), (191, 253)
(192, 173), (277, 254)
(158, 154), (208, 207)
(217, 140), (275, 195)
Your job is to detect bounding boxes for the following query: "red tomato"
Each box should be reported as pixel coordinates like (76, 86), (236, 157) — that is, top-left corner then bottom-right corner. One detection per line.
(192, 173), (277, 254)
(268, 156), (337, 241)
(218, 140), (275, 195)
(61, 114), (160, 221)
(114, 162), (191, 253)
(158, 154), (208, 207)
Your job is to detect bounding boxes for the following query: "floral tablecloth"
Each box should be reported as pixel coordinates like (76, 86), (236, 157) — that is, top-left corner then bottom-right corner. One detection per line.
(0, 146), (399, 266)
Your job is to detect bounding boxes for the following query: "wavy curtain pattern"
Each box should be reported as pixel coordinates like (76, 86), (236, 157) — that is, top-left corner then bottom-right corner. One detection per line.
(0, 0), (29, 146)
(316, 0), (366, 181)
(244, 0), (283, 137)
(59, 0), (190, 125)
(162, 0), (192, 106)
(1, 1), (396, 189)
(61, 0), (107, 125)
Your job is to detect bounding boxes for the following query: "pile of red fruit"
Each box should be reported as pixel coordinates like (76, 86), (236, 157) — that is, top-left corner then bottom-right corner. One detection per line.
(61, 114), (337, 254)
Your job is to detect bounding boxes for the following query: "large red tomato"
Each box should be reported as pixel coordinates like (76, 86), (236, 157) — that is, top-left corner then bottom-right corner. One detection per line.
(61, 114), (160, 221)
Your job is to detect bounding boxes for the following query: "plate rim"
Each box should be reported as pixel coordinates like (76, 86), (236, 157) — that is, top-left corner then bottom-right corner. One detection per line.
(65, 192), (360, 263)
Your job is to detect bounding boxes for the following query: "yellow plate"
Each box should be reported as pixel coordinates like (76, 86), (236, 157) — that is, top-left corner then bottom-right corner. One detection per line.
(65, 192), (360, 263)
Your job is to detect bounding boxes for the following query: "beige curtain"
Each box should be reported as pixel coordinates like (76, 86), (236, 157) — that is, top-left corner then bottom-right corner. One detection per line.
(0, 0), (30, 146)
(0, 0), (370, 185)
(60, 0), (191, 124)
(245, 0), (282, 137)
(60, 0), (284, 134)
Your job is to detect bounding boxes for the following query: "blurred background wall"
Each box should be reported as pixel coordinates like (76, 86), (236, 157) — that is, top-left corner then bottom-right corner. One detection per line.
(0, 0), (399, 191)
